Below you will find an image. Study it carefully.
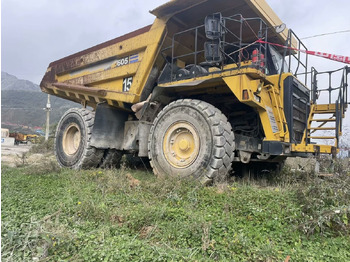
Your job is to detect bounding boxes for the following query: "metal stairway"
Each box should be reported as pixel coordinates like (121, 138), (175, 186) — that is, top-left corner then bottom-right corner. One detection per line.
(303, 66), (349, 149)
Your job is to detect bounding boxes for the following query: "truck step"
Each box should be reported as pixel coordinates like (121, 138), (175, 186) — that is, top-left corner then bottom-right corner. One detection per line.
(309, 127), (336, 130)
(313, 104), (337, 112)
(312, 111), (336, 114)
(310, 118), (336, 122)
(308, 136), (336, 139)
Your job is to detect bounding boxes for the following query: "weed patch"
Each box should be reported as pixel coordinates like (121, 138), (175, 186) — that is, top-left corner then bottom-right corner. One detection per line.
(29, 137), (54, 154)
(2, 165), (350, 261)
(297, 172), (350, 236)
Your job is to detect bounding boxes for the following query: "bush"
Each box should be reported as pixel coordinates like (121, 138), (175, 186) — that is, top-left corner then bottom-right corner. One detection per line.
(29, 137), (54, 154)
(297, 167), (350, 236)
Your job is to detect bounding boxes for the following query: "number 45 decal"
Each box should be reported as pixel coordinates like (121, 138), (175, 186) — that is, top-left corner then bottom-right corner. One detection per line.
(123, 77), (133, 92)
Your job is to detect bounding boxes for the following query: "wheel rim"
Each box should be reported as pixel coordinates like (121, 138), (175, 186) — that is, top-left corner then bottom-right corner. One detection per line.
(62, 123), (81, 156)
(163, 121), (200, 168)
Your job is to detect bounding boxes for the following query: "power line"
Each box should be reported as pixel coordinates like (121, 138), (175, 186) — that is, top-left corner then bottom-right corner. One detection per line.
(1, 107), (39, 109)
(301, 29), (350, 40)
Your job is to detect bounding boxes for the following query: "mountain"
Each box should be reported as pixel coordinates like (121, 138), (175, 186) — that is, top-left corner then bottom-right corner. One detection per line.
(1, 72), (40, 92)
(1, 72), (77, 132)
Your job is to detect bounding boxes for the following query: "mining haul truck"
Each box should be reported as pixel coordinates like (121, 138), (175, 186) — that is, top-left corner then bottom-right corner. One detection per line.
(40, 0), (349, 183)
(9, 132), (28, 145)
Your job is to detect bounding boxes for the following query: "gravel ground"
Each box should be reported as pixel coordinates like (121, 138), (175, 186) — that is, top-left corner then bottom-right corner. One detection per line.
(1, 144), (32, 167)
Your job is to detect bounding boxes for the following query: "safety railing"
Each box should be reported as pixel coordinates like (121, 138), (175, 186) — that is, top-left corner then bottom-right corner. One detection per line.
(311, 66), (348, 106)
(279, 29), (309, 87)
(159, 13), (269, 83)
(311, 66), (349, 144)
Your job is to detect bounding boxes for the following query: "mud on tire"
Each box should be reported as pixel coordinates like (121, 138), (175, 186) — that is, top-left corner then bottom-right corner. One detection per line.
(55, 108), (103, 169)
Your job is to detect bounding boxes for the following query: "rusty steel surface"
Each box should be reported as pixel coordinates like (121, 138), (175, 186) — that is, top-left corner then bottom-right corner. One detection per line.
(52, 83), (107, 97)
(49, 25), (152, 68)
(40, 19), (166, 109)
(40, 25), (152, 87)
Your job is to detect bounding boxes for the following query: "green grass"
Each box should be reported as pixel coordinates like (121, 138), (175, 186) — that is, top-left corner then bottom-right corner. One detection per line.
(1, 164), (350, 261)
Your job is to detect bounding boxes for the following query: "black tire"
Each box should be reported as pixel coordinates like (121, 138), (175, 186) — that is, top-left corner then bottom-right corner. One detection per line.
(148, 99), (235, 182)
(99, 149), (123, 169)
(55, 108), (103, 169)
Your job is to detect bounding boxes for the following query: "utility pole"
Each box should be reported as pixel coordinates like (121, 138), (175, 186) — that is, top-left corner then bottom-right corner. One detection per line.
(44, 94), (51, 141)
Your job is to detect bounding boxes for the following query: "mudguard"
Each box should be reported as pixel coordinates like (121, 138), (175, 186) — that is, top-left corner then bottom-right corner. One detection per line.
(90, 103), (129, 149)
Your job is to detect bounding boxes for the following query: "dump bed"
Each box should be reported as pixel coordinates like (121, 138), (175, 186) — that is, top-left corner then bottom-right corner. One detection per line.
(40, 22), (167, 109)
(40, 0), (288, 110)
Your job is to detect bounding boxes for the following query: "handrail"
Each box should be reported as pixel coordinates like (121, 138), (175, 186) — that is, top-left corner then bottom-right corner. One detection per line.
(161, 13), (269, 82)
(311, 66), (348, 106)
(279, 29), (309, 90)
(310, 66), (349, 148)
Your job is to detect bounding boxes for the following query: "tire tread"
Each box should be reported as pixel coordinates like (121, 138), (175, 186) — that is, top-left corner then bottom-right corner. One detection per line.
(148, 99), (235, 182)
(54, 108), (103, 169)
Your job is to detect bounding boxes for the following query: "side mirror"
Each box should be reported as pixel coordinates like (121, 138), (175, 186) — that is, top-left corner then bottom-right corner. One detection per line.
(274, 23), (286, 34)
(205, 13), (225, 40)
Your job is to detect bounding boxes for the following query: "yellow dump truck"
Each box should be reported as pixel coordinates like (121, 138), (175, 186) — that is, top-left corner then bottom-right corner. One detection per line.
(40, 0), (349, 182)
(9, 132), (27, 145)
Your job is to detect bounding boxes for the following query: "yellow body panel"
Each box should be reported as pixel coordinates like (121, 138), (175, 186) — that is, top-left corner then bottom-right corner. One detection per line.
(224, 74), (280, 141)
(292, 144), (338, 155)
(41, 20), (167, 107)
(224, 72), (290, 143)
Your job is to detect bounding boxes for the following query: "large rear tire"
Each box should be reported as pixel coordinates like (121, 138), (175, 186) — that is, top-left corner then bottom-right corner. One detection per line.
(55, 108), (103, 169)
(148, 99), (235, 183)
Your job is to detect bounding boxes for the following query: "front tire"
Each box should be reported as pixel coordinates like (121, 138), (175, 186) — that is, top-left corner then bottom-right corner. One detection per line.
(55, 108), (103, 169)
(148, 99), (235, 182)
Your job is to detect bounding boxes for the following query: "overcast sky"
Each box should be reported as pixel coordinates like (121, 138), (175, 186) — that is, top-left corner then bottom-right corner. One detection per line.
(2, 0), (350, 84)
